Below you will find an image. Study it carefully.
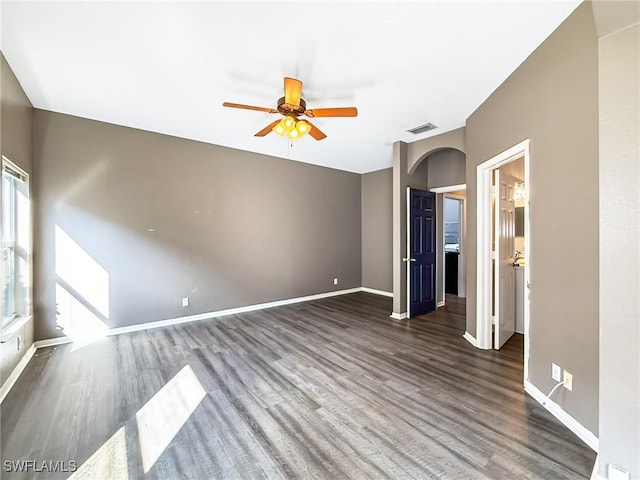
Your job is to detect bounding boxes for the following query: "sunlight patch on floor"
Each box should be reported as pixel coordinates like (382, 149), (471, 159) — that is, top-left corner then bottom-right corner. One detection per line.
(70, 426), (128, 480)
(136, 365), (206, 473)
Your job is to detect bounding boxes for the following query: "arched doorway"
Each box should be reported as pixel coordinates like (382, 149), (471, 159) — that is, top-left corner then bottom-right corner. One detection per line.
(391, 129), (466, 320)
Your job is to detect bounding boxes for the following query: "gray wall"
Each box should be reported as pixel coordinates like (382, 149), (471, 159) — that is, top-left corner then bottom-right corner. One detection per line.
(33, 110), (362, 340)
(427, 149), (466, 190)
(392, 142), (428, 315)
(0, 54), (34, 386)
(465, 2), (599, 434)
(597, 14), (639, 480)
(407, 127), (466, 174)
(361, 168), (392, 293)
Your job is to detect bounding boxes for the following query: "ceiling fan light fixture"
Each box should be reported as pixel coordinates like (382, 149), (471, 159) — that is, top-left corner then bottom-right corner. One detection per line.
(273, 122), (286, 136)
(282, 116), (296, 132)
(295, 120), (310, 137)
(223, 77), (357, 141)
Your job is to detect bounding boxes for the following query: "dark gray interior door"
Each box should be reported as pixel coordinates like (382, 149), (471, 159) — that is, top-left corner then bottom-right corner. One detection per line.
(407, 188), (436, 317)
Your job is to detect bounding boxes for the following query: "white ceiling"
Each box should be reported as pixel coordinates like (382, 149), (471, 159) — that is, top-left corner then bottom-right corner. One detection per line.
(1, 1), (581, 173)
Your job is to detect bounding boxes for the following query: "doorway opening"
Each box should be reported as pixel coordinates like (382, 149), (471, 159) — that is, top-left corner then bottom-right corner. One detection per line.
(476, 140), (530, 382)
(430, 184), (466, 312)
(444, 195), (465, 299)
(492, 156), (526, 349)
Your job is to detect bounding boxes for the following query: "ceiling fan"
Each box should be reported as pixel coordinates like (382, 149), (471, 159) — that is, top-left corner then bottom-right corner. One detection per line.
(222, 77), (357, 141)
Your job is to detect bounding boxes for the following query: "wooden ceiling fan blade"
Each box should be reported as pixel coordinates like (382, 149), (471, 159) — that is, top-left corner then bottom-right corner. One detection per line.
(255, 119), (281, 137)
(223, 102), (277, 114)
(284, 77), (303, 107)
(307, 121), (327, 141)
(305, 107), (358, 118)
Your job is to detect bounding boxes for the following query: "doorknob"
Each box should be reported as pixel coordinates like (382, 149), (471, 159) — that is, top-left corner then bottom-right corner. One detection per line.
(403, 257), (416, 262)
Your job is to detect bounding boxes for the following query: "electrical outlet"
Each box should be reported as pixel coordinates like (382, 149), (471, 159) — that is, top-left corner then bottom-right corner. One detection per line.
(182, 297), (189, 307)
(563, 370), (573, 391)
(552, 363), (562, 382)
(333, 278), (338, 285)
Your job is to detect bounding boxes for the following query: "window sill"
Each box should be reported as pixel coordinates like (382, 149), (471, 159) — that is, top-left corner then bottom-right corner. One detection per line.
(0, 315), (32, 343)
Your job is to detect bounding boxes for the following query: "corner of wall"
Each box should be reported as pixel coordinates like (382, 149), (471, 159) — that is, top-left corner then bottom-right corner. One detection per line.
(0, 53), (37, 387)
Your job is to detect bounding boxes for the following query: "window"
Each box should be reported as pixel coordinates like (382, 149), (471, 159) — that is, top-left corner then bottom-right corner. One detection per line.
(1, 156), (31, 330)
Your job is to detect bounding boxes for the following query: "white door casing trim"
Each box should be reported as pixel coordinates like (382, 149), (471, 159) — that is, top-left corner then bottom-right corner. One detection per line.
(406, 187), (412, 318)
(429, 185), (467, 308)
(430, 184), (467, 193)
(463, 331), (478, 347)
(443, 193), (466, 300)
(476, 139), (530, 382)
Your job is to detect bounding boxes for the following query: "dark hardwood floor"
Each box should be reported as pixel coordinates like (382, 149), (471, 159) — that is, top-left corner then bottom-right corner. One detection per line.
(1, 292), (595, 479)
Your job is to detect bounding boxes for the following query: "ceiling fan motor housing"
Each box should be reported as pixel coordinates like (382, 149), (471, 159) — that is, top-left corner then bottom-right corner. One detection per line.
(277, 96), (306, 117)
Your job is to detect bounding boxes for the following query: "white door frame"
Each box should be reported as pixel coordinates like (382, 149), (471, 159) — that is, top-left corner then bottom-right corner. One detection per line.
(431, 184), (466, 307)
(442, 193), (466, 300)
(476, 140), (530, 380)
(406, 187), (412, 317)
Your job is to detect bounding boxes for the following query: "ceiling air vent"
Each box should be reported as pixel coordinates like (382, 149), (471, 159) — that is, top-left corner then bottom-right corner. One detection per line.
(407, 122), (437, 134)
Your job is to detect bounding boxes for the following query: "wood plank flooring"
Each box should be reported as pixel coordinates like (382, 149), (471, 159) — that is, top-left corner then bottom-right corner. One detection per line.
(1, 292), (595, 479)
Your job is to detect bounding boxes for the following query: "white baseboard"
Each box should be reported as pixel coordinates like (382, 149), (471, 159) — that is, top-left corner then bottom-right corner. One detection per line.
(361, 287), (393, 297)
(1, 286), (392, 403)
(524, 379), (599, 452)
(591, 454), (600, 480)
(106, 287), (363, 336)
(437, 300), (445, 308)
(31, 287), (395, 349)
(390, 312), (407, 320)
(463, 331), (478, 347)
(0, 343), (37, 404)
(35, 286), (391, 346)
(35, 337), (72, 349)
